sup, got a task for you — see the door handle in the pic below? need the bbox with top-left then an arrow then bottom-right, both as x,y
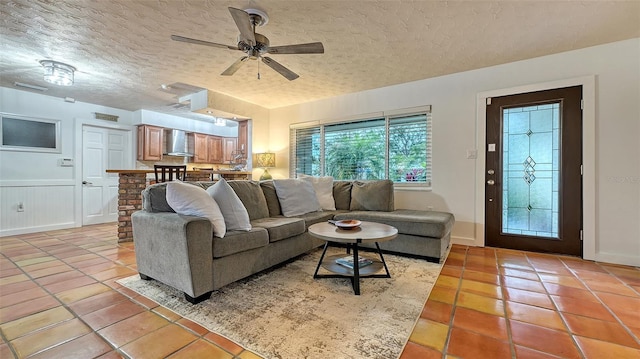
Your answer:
82,181 -> 93,185
487,180 -> 495,185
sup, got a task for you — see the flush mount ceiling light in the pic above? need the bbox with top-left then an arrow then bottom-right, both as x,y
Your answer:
39,60 -> 76,86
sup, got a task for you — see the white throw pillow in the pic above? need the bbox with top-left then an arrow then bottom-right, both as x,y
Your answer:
273,179 -> 322,217
206,178 -> 252,231
166,181 -> 226,238
298,174 -> 336,210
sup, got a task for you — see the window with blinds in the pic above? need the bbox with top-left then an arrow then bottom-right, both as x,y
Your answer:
290,108 -> 432,186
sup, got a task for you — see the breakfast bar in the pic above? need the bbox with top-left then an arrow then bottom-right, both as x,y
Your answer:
106,169 -> 252,242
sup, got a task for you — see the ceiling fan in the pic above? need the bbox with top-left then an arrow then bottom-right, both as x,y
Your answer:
171,7 -> 324,81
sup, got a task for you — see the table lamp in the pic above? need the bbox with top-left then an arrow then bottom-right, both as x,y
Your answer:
255,152 -> 276,180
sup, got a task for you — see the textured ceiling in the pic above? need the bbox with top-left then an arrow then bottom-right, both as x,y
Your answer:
1,0 -> 639,119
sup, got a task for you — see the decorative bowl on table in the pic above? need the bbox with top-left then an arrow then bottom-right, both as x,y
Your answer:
335,219 -> 362,229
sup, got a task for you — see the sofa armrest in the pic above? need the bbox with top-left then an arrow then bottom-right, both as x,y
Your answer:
132,211 -> 214,298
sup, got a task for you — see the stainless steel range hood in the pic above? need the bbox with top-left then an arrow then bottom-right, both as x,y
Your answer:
164,129 -> 194,157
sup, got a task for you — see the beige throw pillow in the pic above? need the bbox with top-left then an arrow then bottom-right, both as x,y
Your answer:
166,181 -> 226,238
298,174 -> 336,210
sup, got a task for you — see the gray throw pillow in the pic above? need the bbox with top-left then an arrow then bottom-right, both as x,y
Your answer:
273,179 -> 322,217
207,178 -> 252,231
349,180 -> 395,211
260,181 -> 282,217
227,181 -> 270,220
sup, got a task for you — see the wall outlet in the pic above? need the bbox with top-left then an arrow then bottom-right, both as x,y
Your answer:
17,202 -> 24,212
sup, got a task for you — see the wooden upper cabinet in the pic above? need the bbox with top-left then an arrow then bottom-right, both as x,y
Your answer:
208,136 -> 223,163
137,125 -> 163,161
193,133 -> 210,163
223,137 -> 237,163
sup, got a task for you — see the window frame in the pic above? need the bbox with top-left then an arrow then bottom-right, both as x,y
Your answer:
0,113 -> 62,153
289,106 -> 432,189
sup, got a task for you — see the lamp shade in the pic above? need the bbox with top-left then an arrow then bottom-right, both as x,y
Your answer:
255,153 -> 275,168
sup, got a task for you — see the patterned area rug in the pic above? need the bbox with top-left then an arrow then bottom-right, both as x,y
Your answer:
118,247 -> 442,359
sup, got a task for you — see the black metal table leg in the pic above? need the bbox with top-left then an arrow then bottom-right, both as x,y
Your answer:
375,242 -> 391,278
352,241 -> 361,295
313,242 -> 330,278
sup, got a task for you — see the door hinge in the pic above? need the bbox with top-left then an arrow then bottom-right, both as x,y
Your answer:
581,99 -> 584,110
580,230 -> 583,241
580,164 -> 583,175
486,97 -> 492,105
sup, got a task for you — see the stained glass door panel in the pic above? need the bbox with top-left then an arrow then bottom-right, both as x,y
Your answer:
502,104 -> 559,238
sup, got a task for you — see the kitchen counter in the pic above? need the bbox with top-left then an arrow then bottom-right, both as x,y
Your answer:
106,169 -> 252,175
107,169 -> 252,242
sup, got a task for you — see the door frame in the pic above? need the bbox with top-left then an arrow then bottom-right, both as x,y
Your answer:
474,76 -> 596,260
73,118 -> 135,228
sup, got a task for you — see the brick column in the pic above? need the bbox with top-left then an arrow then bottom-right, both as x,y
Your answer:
117,173 -> 148,242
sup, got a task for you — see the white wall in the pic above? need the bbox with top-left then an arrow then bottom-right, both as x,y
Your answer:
269,38 -> 640,266
0,87 -> 135,235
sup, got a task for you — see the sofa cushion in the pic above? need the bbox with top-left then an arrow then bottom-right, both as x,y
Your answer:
165,181 -> 226,238
212,228 -> 269,258
273,179 -> 322,217
227,180 -> 270,220
334,209 -> 454,238
293,211 -> 342,229
298,174 -> 336,210
350,180 -> 394,212
332,181 -> 353,210
260,181 -> 282,217
207,178 -> 251,231
251,217 -> 306,242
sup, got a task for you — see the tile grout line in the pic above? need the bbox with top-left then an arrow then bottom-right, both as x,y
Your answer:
561,259 -> 640,348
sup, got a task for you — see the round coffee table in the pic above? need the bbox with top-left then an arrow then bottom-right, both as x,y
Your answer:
308,221 -> 398,295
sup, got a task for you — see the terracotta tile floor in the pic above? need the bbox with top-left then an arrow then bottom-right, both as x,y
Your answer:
0,224 -> 638,358
401,245 -> 640,359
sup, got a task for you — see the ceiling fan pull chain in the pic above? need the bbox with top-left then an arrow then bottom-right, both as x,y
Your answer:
257,61 -> 261,80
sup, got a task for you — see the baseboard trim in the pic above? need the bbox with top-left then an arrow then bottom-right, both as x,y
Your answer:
594,252 -> 640,267
0,222 -> 78,237
451,236 -> 480,247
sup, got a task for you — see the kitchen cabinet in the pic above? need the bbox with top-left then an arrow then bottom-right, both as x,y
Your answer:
208,136 -> 224,163
137,125 -> 163,161
193,133 -> 209,163
193,133 -> 224,164
223,137 -> 237,163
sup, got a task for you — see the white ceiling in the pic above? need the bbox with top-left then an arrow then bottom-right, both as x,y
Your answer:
1,0 -> 639,119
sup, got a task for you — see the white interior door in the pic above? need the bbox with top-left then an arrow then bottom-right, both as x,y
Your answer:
82,126 -> 130,225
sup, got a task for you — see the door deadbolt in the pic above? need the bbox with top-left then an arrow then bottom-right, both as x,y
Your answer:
487,179 -> 495,185
487,169 -> 495,175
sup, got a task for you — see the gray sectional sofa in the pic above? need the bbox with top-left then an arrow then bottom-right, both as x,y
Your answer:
132,179 -> 454,304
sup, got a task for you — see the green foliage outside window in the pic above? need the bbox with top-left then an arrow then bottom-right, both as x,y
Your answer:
291,109 -> 431,185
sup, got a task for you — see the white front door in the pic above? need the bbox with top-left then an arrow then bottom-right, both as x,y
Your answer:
82,126 -> 131,225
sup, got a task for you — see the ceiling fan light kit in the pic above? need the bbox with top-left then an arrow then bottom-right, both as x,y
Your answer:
39,60 -> 76,86
171,7 -> 324,81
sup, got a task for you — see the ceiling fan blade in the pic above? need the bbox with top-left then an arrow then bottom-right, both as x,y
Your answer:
171,35 -> 237,50
221,56 -> 250,76
261,57 -> 299,81
228,7 -> 256,46
268,42 -> 325,54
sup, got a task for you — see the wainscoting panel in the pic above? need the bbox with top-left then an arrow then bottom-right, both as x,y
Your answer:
0,181 -> 76,236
